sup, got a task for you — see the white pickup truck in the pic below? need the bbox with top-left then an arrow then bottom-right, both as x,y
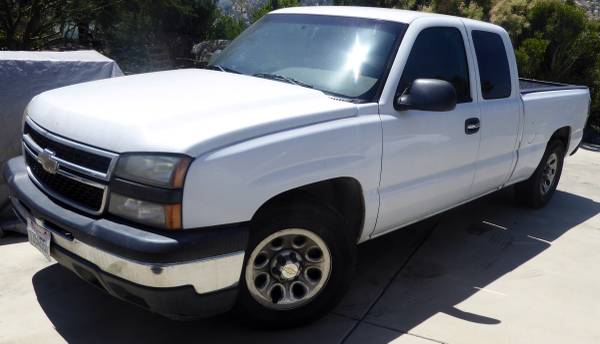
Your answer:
4,7 -> 590,325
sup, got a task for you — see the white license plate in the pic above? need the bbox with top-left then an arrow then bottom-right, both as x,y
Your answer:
27,218 -> 52,261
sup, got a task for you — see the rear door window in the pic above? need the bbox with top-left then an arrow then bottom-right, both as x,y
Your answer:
472,30 -> 512,100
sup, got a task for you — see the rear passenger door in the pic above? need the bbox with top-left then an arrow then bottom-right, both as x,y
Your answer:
468,29 -> 522,197
375,19 -> 481,235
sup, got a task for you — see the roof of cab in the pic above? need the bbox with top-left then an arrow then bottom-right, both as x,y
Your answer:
272,6 -> 446,23
272,6 -> 504,32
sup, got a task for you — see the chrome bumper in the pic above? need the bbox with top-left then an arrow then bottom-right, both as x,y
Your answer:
12,196 -> 245,294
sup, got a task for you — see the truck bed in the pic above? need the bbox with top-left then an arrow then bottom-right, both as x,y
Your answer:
520,78 -> 588,95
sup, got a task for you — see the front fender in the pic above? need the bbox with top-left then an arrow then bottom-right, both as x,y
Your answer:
182,114 -> 382,242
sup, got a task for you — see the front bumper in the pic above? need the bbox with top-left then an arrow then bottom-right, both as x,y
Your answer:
4,156 -> 249,318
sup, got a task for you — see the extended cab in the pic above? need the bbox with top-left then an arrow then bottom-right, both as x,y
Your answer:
4,7 -> 590,325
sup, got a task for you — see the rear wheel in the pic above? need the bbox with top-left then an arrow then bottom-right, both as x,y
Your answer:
236,202 -> 355,327
515,140 -> 565,208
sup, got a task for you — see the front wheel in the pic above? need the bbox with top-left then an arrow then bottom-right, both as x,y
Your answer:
515,140 -> 566,208
236,202 -> 356,327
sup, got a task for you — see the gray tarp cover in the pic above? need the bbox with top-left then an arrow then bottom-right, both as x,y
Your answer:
0,50 -> 123,209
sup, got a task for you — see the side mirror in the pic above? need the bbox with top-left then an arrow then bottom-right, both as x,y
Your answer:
395,78 -> 457,112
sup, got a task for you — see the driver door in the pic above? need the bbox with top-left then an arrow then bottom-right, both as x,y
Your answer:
374,19 -> 481,235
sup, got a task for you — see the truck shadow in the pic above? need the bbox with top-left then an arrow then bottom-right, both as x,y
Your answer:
581,143 -> 600,152
340,187 -> 600,342
0,231 -> 27,246
32,188 -> 600,344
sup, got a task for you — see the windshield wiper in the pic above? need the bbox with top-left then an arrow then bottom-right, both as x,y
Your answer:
253,73 -> 314,89
206,64 -> 241,74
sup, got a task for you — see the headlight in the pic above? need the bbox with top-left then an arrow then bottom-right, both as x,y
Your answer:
114,154 -> 191,188
110,153 -> 191,230
108,193 -> 182,230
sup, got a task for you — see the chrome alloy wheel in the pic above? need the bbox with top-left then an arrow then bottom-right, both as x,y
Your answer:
540,152 -> 558,195
245,228 -> 332,310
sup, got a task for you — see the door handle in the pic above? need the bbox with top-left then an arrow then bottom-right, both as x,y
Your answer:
465,118 -> 480,135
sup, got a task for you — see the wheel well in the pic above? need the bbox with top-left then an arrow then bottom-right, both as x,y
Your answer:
252,178 -> 365,243
550,126 -> 570,151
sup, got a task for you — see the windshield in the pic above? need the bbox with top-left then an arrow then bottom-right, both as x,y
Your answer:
211,14 -> 406,102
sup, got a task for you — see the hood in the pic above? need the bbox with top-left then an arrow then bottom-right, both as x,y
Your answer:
26,69 -> 357,156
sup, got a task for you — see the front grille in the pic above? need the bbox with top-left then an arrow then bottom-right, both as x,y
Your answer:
24,123 -> 112,173
25,152 -> 105,211
22,118 -> 117,214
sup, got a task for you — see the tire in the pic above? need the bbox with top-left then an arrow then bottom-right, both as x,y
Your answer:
236,202 -> 356,328
515,140 -> 566,208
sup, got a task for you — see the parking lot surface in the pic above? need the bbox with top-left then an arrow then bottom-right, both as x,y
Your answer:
1,148 -> 598,344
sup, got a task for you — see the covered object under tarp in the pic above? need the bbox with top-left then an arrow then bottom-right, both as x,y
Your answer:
0,50 -> 123,234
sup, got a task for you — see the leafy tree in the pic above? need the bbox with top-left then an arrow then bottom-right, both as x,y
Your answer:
210,9 -> 247,40
66,0 -> 120,47
0,0 -> 68,49
0,0 -> 216,73
0,0 -> 124,50
113,0 -> 215,72
514,34 -> 550,76
228,0 -> 263,21
513,0 -> 600,131
251,0 -> 300,23
421,0 -> 485,19
490,0 -> 537,42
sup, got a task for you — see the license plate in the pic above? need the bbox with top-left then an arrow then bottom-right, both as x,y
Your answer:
27,218 -> 52,261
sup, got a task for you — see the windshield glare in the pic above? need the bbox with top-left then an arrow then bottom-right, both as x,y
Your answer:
211,14 -> 406,101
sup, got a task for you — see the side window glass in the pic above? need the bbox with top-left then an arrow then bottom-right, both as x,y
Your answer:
398,27 -> 471,103
472,30 -> 512,99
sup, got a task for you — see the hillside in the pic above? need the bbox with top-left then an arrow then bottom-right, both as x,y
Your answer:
575,0 -> 600,16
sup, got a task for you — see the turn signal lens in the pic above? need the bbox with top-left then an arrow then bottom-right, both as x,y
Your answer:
108,193 -> 182,230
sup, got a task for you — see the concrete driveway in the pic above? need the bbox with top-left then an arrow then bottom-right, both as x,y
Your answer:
1,148 -> 598,344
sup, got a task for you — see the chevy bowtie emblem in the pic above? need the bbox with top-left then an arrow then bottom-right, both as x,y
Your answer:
38,149 -> 59,174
